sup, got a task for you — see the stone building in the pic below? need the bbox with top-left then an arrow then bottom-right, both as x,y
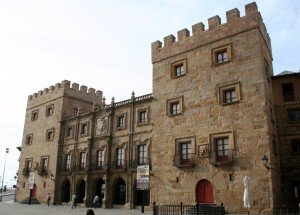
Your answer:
16,2 -> 294,214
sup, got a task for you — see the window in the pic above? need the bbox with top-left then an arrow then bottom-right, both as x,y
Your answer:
212,43 -> 232,66
181,142 -> 192,164
223,89 -> 236,104
46,129 -> 54,141
288,109 -> 300,121
66,154 -> 71,170
80,152 -> 86,169
66,126 -> 73,138
25,134 -> 33,145
97,150 -> 105,168
31,110 -> 39,121
117,115 -> 125,129
45,104 -> 54,117
25,159 -> 32,170
218,82 -> 241,105
138,145 -> 147,165
137,108 -> 149,125
215,138 -> 229,161
41,157 -> 48,173
116,148 -> 125,169
73,107 -> 79,116
81,123 -> 88,135
171,59 -> 187,78
216,50 -> 228,64
282,83 -> 295,102
167,97 -> 183,116
292,140 -> 300,153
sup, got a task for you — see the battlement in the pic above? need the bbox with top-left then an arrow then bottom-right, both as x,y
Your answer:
152,2 -> 271,63
27,80 -> 103,108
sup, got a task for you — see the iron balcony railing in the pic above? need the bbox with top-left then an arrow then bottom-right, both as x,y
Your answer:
90,162 -> 108,171
110,160 -> 127,172
129,158 -> 152,169
37,166 -> 48,176
283,93 -> 295,102
209,149 -> 235,166
173,154 -> 196,168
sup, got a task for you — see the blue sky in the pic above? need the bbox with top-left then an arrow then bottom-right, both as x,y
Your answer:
0,0 -> 299,186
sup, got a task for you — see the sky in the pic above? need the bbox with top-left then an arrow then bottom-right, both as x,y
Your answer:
0,0 -> 299,188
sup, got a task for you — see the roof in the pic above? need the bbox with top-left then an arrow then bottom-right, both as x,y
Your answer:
272,71 -> 300,79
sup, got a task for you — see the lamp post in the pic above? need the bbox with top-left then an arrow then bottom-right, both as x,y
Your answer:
1,148 -> 9,193
262,154 -> 279,172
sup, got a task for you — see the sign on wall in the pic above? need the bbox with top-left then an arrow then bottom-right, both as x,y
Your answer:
137,165 -> 149,190
28,172 -> 35,189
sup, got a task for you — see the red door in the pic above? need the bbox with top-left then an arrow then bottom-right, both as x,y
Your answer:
196,180 -> 213,203
32,184 -> 37,197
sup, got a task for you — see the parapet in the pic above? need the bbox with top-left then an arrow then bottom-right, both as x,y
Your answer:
27,80 -> 103,108
152,2 -> 271,63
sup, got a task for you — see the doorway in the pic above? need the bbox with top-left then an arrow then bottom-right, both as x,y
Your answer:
196,179 -> 214,203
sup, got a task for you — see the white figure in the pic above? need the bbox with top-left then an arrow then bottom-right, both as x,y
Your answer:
243,175 -> 251,208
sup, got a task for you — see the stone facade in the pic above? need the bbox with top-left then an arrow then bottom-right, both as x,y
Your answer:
16,2 -> 293,214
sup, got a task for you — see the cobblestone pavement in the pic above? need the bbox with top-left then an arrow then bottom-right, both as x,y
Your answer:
0,201 -> 152,215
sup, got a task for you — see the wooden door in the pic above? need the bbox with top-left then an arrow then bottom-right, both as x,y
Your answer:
196,180 -> 213,203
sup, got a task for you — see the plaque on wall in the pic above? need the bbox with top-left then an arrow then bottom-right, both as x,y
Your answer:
198,144 -> 209,157
96,116 -> 108,136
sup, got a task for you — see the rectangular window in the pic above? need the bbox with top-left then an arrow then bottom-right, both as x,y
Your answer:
26,134 -> 33,145
170,102 -> 180,115
215,138 -> 229,161
117,148 -> 125,168
216,50 -> 228,64
66,126 -> 73,138
66,154 -> 71,170
139,110 -> 147,124
80,152 -> 86,169
175,64 -> 184,76
97,150 -> 105,168
171,59 -> 187,79
138,145 -> 147,165
224,89 -> 236,104
292,140 -> 300,153
81,123 -> 88,135
212,43 -> 232,66
282,83 -> 295,102
26,159 -> 32,169
31,110 -> 39,121
288,109 -> 300,121
117,116 -> 125,128
41,157 -> 48,172
46,104 -> 54,117
181,142 -> 192,164
46,129 -> 54,141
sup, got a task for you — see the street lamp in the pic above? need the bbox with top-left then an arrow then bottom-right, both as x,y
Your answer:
262,154 -> 279,172
1,148 -> 9,193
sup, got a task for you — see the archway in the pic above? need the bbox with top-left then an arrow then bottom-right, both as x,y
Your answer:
76,179 -> 86,203
60,179 -> 71,202
95,178 -> 105,197
113,178 -> 126,205
196,179 -> 214,203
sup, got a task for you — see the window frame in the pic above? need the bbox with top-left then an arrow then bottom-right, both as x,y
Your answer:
291,140 -> 300,153
65,154 -> 72,170
137,144 -> 148,165
215,137 -> 230,162
282,83 -> 295,102
80,122 -> 89,136
116,113 -> 127,130
25,134 -> 33,145
167,96 -> 184,116
171,58 -> 187,79
180,142 -> 192,164
288,109 -> 300,122
218,82 -> 241,105
40,156 -> 49,173
31,110 -> 39,121
79,152 -> 86,170
66,125 -> 74,139
46,128 -> 54,141
45,104 -> 54,117
212,43 -> 232,67
97,150 -> 105,168
116,148 -> 125,169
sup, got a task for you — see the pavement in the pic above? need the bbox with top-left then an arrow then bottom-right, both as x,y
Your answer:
0,190 -> 152,215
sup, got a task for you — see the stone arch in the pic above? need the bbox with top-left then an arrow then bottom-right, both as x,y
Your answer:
60,179 -> 71,203
112,178 -> 126,205
76,179 -> 86,203
195,179 -> 214,204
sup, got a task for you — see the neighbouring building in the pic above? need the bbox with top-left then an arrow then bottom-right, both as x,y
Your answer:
15,2 -> 299,214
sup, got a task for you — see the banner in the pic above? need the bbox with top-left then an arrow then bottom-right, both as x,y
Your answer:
28,172 -> 35,189
136,165 -> 149,190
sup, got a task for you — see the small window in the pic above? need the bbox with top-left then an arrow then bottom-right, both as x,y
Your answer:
80,152 -> 86,169
80,123 -> 88,135
282,83 -> 295,102
117,115 -> 125,129
212,43 -> 232,66
97,150 -> 105,168
116,148 -> 125,169
31,110 -> 39,121
215,138 -> 229,162
41,157 -> 48,172
46,129 -> 54,141
138,145 -> 147,165
223,89 -> 236,104
65,154 -> 71,170
292,140 -> 300,153
46,104 -> 54,117
25,159 -> 32,169
288,109 -> 300,121
167,97 -> 183,116
66,126 -> 73,138
26,134 -> 33,145
181,142 -> 192,164
171,59 -> 187,79
218,82 -> 241,105
137,108 -> 148,125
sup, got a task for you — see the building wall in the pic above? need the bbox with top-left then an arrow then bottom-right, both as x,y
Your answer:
151,2 -> 278,214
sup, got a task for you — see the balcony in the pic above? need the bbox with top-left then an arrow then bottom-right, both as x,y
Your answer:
111,160 -> 127,172
283,93 -> 295,102
90,162 -> 108,171
173,154 -> 196,168
37,166 -> 48,176
72,164 -> 87,172
22,167 -> 30,177
209,149 -> 235,166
